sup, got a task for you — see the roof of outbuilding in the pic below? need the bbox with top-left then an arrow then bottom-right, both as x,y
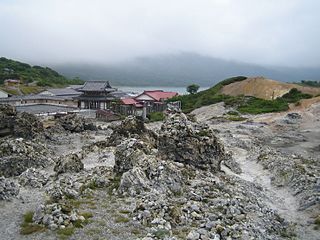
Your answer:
40,88 -> 80,96
121,98 -> 138,105
137,90 -> 178,101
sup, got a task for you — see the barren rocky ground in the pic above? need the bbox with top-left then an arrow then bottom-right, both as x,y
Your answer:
0,103 -> 319,240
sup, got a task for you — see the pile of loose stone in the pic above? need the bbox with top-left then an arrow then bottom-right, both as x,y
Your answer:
32,203 -> 86,230
0,176 -> 19,200
19,168 -> 49,188
256,147 -> 320,212
0,137 -> 52,177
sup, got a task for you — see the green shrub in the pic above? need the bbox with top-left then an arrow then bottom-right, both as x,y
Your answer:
237,97 -> 289,114
280,88 -> 312,103
148,112 -> 165,122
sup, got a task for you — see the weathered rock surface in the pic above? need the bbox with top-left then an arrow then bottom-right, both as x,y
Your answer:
54,153 -> 84,174
19,168 -> 49,188
0,138 -> 51,177
158,112 -> 227,171
108,115 -> 157,147
0,104 -> 44,139
0,176 -> 19,200
58,114 -> 97,133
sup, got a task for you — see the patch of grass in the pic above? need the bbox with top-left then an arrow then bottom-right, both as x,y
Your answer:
107,175 -> 122,195
68,199 -> 95,208
80,211 -> 94,219
226,115 -> 247,121
148,112 -> 165,122
85,228 -> 102,236
153,229 -> 170,239
20,85 -> 43,94
315,215 -> 320,225
20,223 -> 45,235
198,130 -> 210,137
20,211 -> 45,235
114,215 -> 130,223
23,211 -> 34,223
0,87 -> 19,95
119,209 -> 131,214
237,97 -> 289,114
57,227 -> 75,237
131,228 -> 142,235
226,110 -> 239,116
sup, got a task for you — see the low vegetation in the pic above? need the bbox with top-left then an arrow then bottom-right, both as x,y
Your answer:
168,76 -> 247,113
148,111 -> 165,122
169,76 -> 314,114
297,80 -> 320,88
0,57 -> 84,87
20,211 -> 45,235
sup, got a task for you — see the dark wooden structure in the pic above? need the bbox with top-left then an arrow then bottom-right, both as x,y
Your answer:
77,81 -> 117,110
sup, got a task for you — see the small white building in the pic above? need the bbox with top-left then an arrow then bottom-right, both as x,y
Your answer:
0,89 -> 9,98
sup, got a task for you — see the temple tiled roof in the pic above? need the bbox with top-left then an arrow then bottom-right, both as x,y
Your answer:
79,81 -> 117,92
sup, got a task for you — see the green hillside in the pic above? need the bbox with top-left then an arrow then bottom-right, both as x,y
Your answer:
169,76 -> 312,114
0,57 -> 84,87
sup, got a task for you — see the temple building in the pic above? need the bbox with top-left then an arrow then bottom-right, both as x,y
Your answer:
77,81 -> 118,109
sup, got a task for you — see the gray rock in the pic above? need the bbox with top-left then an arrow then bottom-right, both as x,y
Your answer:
0,176 -> 19,200
187,230 -> 200,240
54,153 -> 84,174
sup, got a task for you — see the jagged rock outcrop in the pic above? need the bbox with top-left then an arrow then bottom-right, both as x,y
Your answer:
0,104 -> 44,139
58,114 -> 97,133
108,116 -> 157,147
0,138 -> 51,177
14,112 -> 44,139
0,176 -> 19,200
158,112 -> 226,171
114,138 -> 154,174
54,153 -> 84,174
114,112 -> 227,198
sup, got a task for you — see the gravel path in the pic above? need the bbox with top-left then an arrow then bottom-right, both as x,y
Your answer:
222,145 -> 319,240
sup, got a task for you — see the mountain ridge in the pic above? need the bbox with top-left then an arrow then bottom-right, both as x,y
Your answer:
53,53 -> 320,87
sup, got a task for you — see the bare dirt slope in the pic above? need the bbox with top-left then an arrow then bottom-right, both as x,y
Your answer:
221,76 -> 320,100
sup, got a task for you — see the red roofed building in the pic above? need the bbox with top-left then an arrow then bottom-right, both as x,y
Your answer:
135,90 -> 178,102
117,90 -> 178,116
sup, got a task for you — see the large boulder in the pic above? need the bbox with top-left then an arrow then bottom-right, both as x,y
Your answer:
118,167 -> 150,195
54,153 -> 84,174
157,112 -> 226,171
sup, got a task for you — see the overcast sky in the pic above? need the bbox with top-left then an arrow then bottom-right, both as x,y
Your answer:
0,0 -> 319,67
